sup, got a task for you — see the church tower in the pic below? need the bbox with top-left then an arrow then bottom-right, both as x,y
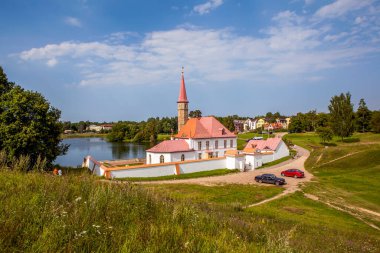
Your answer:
177,67 -> 189,132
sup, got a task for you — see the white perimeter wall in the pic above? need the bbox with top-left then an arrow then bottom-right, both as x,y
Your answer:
110,164 -> 175,178
178,159 -> 226,174
108,158 -> 230,179
226,156 -> 245,171
245,155 -> 262,170
85,156 -> 105,176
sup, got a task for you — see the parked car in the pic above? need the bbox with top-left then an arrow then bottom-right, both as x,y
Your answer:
281,169 -> 305,178
255,174 -> 286,186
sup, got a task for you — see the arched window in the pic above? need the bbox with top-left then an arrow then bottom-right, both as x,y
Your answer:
215,140 -> 218,149
206,141 -> 210,150
224,140 -> 227,148
148,154 -> 151,164
160,155 -> 164,163
181,154 -> 185,161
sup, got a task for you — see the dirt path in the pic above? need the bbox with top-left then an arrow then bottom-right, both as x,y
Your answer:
315,151 -> 363,168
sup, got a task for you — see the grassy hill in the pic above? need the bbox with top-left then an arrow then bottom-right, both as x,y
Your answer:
1,132 -> 380,252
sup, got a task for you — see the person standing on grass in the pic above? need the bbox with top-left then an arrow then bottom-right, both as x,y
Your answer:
53,168 -> 58,175
58,169 -> 62,176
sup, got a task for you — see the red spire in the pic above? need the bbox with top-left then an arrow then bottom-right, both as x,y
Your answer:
177,67 -> 188,103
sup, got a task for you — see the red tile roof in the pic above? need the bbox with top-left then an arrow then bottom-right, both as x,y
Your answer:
146,139 -> 193,153
244,138 -> 282,151
177,70 -> 188,103
176,116 -> 236,139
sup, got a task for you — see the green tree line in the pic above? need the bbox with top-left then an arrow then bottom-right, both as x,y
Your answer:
288,92 -> 380,141
107,117 -> 178,143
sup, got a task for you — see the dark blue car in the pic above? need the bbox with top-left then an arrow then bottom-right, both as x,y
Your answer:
255,174 -> 286,186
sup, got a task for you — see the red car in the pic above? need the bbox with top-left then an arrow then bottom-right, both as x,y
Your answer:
281,169 -> 305,178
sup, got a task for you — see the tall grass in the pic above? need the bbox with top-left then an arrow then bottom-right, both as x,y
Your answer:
0,171 -> 300,252
0,150 -> 47,172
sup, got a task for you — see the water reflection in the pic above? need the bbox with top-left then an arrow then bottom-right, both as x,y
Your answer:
55,138 -> 148,167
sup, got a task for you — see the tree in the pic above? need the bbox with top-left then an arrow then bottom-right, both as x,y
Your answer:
316,127 -> 333,143
0,66 -> 13,96
316,113 -> 330,128
356,98 -> 372,132
305,110 -> 318,131
371,111 -> 380,133
0,68 -> 68,168
189,110 -> 202,118
328,92 -> 355,140
288,113 -> 305,133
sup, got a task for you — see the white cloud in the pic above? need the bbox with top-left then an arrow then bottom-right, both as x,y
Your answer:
16,7 -> 380,87
354,16 -> 366,24
46,58 -> 58,67
324,32 -> 349,42
64,16 -> 82,27
314,0 -> 373,19
193,0 -> 223,15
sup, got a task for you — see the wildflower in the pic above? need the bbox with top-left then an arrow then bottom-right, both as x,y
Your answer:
75,197 -> 82,202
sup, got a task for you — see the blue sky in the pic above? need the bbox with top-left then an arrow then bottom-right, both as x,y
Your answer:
1,0 -> 379,122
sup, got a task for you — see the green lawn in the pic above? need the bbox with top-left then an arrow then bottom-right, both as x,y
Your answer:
286,132 -> 380,215
141,132 -> 380,252
157,134 -> 171,141
117,169 -> 239,182
246,191 -> 380,252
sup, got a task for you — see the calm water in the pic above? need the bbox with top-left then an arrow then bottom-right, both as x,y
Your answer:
55,138 -> 148,167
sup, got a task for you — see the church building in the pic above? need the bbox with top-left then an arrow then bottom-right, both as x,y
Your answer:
146,69 -> 237,164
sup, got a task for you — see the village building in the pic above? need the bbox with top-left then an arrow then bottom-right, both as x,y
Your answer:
146,69 -> 237,165
87,124 -> 113,132
233,120 -> 245,133
243,137 -> 289,165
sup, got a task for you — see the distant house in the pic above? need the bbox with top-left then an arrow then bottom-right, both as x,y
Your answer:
87,124 -> 113,132
63,129 -> 74,134
233,120 -> 245,133
100,124 -> 113,131
244,118 -> 257,131
276,117 -> 291,129
255,118 -> 266,129
87,125 -> 103,132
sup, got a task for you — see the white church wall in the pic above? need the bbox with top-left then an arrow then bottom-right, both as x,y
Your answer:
147,151 -> 197,164
170,152 -> 197,162
146,152 -> 172,164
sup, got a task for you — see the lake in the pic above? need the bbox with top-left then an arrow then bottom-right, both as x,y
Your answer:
55,138 -> 148,167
